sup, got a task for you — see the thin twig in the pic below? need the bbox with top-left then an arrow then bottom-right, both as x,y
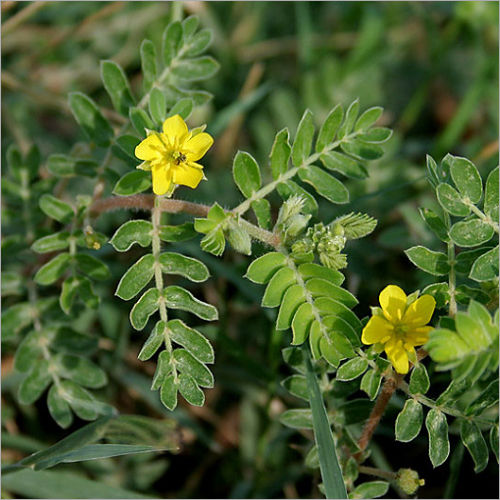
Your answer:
354,374 -> 403,461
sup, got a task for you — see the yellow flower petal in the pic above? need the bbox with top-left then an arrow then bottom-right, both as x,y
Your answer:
361,315 -> 393,345
172,164 -> 204,189
379,285 -> 407,323
385,339 -> 409,374
184,132 -> 214,161
405,326 -> 432,346
162,115 -> 189,144
135,134 -> 164,161
402,294 -> 436,326
152,165 -> 172,195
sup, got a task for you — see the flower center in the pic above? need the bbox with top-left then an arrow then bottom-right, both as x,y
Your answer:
173,151 -> 187,165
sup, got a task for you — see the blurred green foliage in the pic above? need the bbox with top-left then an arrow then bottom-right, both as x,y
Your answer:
2,2 -> 498,498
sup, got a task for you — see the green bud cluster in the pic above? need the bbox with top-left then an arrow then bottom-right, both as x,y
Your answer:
396,468 -> 425,495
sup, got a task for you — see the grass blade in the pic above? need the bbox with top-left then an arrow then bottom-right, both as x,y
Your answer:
304,346 -> 347,499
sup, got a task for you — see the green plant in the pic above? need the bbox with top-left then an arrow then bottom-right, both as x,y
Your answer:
2,6 -> 498,499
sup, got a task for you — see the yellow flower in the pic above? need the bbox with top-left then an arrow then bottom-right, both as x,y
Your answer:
135,114 -> 214,196
361,285 -> 436,374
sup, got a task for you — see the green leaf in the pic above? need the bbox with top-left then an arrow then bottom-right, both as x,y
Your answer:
395,399 -> 423,442
110,220 -> 153,252
298,263 -> 344,286
320,151 -> 368,179
178,373 -> 205,406
101,60 -> 135,116
409,363 -> 430,394
140,39 -> 158,92
172,56 -> 219,81
425,409 -> 450,467
484,166 -> 499,223
1,469 -> 150,499
34,253 -> 71,285
152,350 -> 172,390
138,321 -> 166,361
74,254 -> 110,281
270,128 -> 291,179
160,375 -> 178,411
164,286 -> 218,321
304,347 -> 347,499
336,358 -> 368,381
245,252 -> 287,284
354,106 -> 383,131
279,409 -> 313,429
184,28 -> 212,57
114,135 -> 141,160
159,252 -> 209,282
18,359 -> 52,405
162,21 -> 182,65
233,151 -> 261,198
466,379 -> 499,416
60,277 -> 99,313
130,288 -> 159,330
449,219 -> 494,247
291,302 -> 314,345
291,109 -> 314,166
337,99 -> 359,139
305,278 -> 358,308
340,140 -> 384,161
46,154 -> 98,178
129,107 -> 154,137
52,326 -> 97,355
60,380 -> 107,421
113,171 -> 151,196
436,183 -> 471,217
405,246 -> 450,276
251,199 -> 271,229
159,223 -> 197,242
261,266 -> 296,307
168,319 -> 214,364
181,16 -> 199,37
56,354 -> 107,389
32,231 -> 70,253
460,420 -> 489,473
470,245 -> 499,282
450,156 -> 483,204
358,127 -> 392,143
68,92 -> 113,147
298,165 -> 349,204
419,208 -> 449,242
167,97 -> 193,119
173,349 -> 213,388
316,104 -> 343,152
39,194 -> 73,223
281,374 -> 308,401
360,369 -> 382,400
115,254 -> 155,300
276,284 -> 306,330
351,481 -> 389,499
47,385 -> 73,429
148,87 -> 166,124
14,330 -> 42,372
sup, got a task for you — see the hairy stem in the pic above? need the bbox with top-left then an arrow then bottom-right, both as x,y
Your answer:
151,196 -> 177,380
90,194 -> 281,248
354,374 -> 401,461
